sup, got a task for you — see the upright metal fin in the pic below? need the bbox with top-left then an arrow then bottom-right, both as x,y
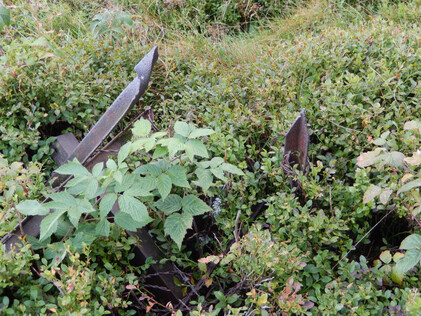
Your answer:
284,109 -> 309,171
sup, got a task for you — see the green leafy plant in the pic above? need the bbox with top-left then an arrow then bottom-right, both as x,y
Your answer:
357,120 -> 421,284
16,119 -> 243,250
0,5 -> 10,32
0,155 -> 48,237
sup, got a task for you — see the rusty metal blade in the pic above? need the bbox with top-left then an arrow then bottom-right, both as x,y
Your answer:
68,46 -> 158,165
284,109 -> 309,171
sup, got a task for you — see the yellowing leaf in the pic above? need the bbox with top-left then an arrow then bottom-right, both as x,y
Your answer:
379,188 -> 393,205
356,148 -> 385,168
404,150 -> 421,166
401,173 -> 414,183
363,184 -> 381,204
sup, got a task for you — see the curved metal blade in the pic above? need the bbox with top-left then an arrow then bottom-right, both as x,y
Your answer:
68,46 -> 159,164
284,109 -> 309,171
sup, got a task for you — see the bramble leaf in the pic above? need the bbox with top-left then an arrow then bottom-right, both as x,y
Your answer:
185,139 -> 208,161
16,200 -> 49,216
55,159 -> 91,177
155,194 -> 182,214
92,162 -> 104,177
95,218 -> 110,237
40,210 -> 66,241
189,128 -> 215,139
167,165 -> 190,188
164,212 -> 193,249
118,142 -> 132,165
132,119 -> 151,137
114,211 -> 151,232
221,163 -> 244,175
100,193 -> 117,218
195,168 -> 213,192
157,174 -> 172,200
118,194 -> 151,223
174,121 -> 191,137
182,195 -> 211,216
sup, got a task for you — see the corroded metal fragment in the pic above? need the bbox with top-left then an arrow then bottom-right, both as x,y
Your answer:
284,109 -> 309,171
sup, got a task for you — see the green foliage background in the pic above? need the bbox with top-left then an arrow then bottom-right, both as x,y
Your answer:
1,0 -> 421,314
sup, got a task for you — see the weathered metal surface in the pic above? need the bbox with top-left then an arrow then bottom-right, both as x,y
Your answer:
67,46 -> 158,165
51,133 -> 80,166
284,109 -> 309,171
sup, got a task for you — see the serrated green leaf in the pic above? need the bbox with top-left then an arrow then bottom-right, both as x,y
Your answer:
114,211 -> 151,232
68,206 -> 83,228
133,119 -> 151,137
157,174 -> 172,200
164,212 -> 193,249
363,184 -> 381,204
100,193 -> 117,219
158,137 -> 185,158
69,232 -> 96,249
44,200 -> 69,210
125,176 -> 157,196
152,144 -> 168,159
40,210 -> 66,241
185,139 -> 208,161
152,131 -> 167,138
55,160 -> 91,177
118,142 -> 132,165
167,165 -> 190,188
210,167 -> 227,182
174,121 -> 191,137
379,250 -> 392,264
195,168 -> 213,192
65,177 -> 91,196
16,200 -> 49,216
398,179 -> 421,194
118,195 -> 151,223
106,159 -> 118,171
92,162 -> 104,177
221,163 -> 244,175
188,128 -> 215,139
95,218 -> 110,237
182,195 -> 211,216
400,234 -> 421,250
155,194 -> 182,214
134,164 -> 162,176
114,173 -> 137,193
50,192 -> 76,204
131,138 -> 156,153
85,178 -> 99,199
114,170 -> 123,184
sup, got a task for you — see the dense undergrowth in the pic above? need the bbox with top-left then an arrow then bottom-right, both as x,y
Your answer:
1,0 -> 421,314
